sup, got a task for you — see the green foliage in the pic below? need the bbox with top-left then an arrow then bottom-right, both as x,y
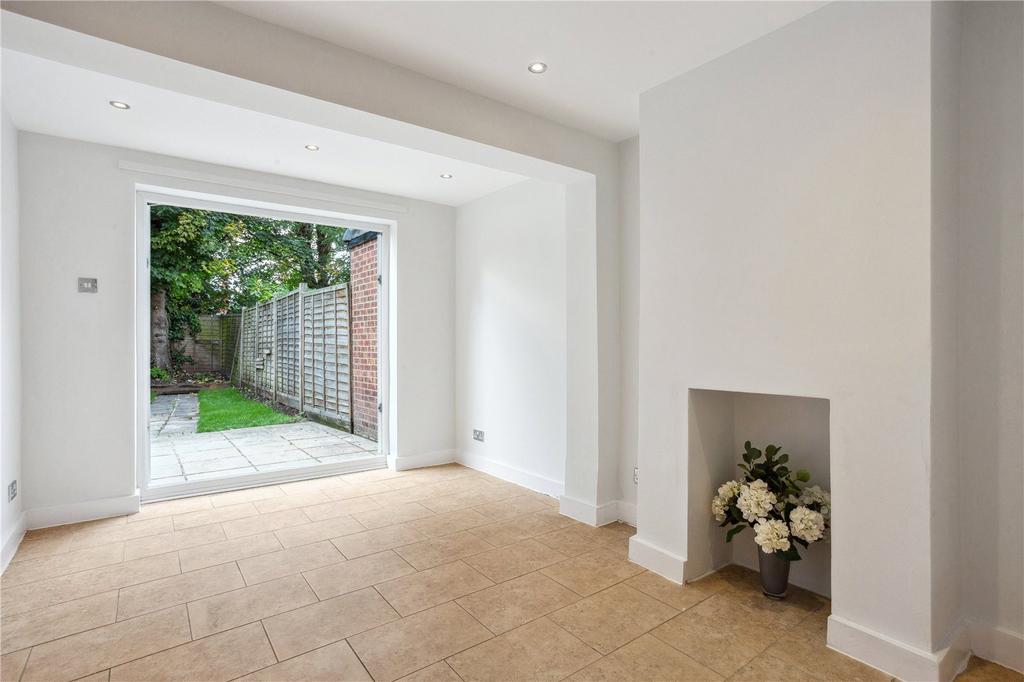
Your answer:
150,366 -> 171,382
737,441 -> 804,503
716,442 -> 831,562
725,526 -> 746,542
150,205 -> 350,353
196,388 -> 300,433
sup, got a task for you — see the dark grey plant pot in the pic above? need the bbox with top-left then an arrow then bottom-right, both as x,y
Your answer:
758,549 -> 790,599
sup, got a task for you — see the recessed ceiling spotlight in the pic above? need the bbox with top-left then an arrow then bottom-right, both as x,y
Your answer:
108,100 -> 131,110
440,173 -> 454,179
304,144 -> 320,151
527,62 -> 548,74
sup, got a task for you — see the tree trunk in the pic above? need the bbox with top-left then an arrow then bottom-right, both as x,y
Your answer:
151,289 -> 171,370
314,227 -> 333,288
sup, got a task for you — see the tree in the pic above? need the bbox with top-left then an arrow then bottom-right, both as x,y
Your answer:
149,205 -> 349,371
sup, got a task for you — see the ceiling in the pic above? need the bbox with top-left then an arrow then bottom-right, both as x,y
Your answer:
220,1 -> 826,141
1,50 -> 527,206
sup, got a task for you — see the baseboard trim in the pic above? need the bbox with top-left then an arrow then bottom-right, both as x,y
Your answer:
969,620 -> 1024,673
937,620 -> 973,682
388,449 -> 455,472
827,614 -> 952,681
1,512 -> 26,573
456,451 -> 564,498
558,494 -> 618,526
628,535 -> 685,583
617,500 -> 637,526
25,492 -> 141,530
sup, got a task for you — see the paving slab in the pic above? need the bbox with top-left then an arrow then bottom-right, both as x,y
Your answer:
148,409 -> 379,488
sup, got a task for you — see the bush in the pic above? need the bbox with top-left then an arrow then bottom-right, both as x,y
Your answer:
150,366 -> 171,382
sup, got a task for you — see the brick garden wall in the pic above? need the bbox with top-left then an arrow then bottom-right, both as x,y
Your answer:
349,237 -> 379,440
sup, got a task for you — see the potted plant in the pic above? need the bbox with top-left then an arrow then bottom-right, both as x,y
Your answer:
712,441 -> 830,599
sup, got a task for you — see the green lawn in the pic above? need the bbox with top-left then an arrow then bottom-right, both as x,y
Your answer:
197,388 -> 299,433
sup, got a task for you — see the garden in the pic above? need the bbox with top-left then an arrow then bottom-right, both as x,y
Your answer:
149,204 -> 352,385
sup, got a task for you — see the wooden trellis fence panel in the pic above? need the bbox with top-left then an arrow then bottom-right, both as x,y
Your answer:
175,314 -> 239,375
236,283 -> 352,428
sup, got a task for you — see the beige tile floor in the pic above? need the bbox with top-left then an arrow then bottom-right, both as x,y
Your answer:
1,464 -> 1019,682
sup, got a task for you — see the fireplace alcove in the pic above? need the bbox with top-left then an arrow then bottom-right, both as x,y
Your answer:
686,389 -> 831,597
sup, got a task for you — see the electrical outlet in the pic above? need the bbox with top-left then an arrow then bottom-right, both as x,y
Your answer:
7,480 -> 16,502
473,429 -> 485,442
633,466 -> 639,485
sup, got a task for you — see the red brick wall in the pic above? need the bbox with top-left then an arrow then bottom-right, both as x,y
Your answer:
349,237 -> 378,440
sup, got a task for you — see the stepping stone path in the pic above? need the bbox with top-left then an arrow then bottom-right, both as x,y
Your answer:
150,393 -> 199,439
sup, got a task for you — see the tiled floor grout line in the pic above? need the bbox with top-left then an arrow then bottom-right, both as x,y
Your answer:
5,472 -> 698,682
256,619 -> 278,665
341,633 -> 377,681
4,496 -> 542,590
6,536 -> 630,675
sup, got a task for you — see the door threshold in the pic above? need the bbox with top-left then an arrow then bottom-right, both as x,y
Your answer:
142,455 -> 387,502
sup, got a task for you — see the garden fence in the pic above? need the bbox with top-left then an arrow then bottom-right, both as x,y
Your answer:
177,314 -> 240,375
236,282 -> 352,429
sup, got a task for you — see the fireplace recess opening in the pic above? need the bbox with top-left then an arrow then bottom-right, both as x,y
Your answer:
687,389 -> 831,597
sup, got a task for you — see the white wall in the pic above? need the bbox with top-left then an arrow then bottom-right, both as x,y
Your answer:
16,133 -> 455,519
958,1 -> 1024,668
454,180 -> 567,494
3,1 -> 623,525
617,136 -> 640,521
0,106 -> 24,566
928,0 -> 963,655
635,1 -> 941,675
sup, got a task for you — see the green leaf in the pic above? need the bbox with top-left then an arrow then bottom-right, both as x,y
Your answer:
726,526 -> 746,543
777,453 -> 789,464
796,469 -> 811,482
781,546 -> 802,561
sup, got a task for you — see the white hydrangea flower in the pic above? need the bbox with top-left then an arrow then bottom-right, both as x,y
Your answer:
737,480 -> 776,522
717,480 -> 742,501
711,495 -> 729,522
789,506 -> 825,543
754,518 -> 791,553
799,485 -> 832,520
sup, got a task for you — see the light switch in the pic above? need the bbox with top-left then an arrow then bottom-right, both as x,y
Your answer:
78,277 -> 98,293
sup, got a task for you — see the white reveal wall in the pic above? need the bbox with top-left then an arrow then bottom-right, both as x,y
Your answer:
455,180 -> 567,495
630,3 -> 1012,679
16,133 -> 455,520
957,1 -> 1023,669
0,106 -> 24,567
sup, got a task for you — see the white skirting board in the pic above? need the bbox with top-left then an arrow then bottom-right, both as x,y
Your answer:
968,621 -> 1024,674
827,616 -> 1023,680
1,511 -> 26,573
24,491 -> 141,530
827,614 -> 972,682
388,449 -> 455,472
628,534 -> 685,583
558,494 -> 619,526
455,451 -> 564,499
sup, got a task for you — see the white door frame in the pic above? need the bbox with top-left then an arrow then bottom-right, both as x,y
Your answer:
135,186 -> 393,502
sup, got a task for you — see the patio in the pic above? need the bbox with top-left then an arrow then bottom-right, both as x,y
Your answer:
149,393 -> 378,486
